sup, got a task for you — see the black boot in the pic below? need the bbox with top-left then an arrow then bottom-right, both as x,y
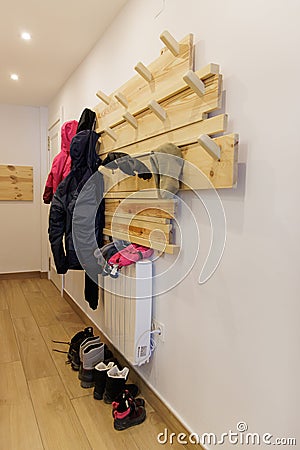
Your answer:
78,336 -> 101,380
113,392 -> 146,431
103,366 -> 139,404
112,389 -> 145,417
80,343 -> 104,388
67,327 -> 93,371
93,361 -> 115,400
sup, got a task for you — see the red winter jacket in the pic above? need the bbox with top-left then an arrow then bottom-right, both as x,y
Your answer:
43,120 -> 78,203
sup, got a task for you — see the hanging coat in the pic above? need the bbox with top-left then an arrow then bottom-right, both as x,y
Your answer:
43,120 -> 78,204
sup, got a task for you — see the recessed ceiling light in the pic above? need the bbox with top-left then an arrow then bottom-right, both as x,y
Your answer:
10,74 -> 19,81
21,32 -> 31,40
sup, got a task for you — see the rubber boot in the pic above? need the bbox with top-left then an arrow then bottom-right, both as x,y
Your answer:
93,361 -> 115,400
78,336 -> 101,381
103,366 -> 139,404
80,343 -> 105,388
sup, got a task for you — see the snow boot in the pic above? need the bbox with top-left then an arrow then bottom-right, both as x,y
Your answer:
112,389 -> 145,417
80,342 -> 105,388
93,361 -> 116,400
103,366 -> 139,404
67,326 -> 94,370
113,391 -> 146,431
78,336 -> 101,380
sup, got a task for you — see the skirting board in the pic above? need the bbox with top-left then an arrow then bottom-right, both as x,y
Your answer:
62,287 -> 202,449
0,271 -> 48,280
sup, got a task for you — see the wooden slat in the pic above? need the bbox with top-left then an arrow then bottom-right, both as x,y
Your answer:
99,74 -> 222,153
105,216 -> 171,243
95,34 -> 194,132
180,133 -> 239,189
0,361 -> 43,450
104,189 -> 159,199
105,211 -> 170,224
0,165 -> 33,201
99,113 -> 227,157
105,198 -> 176,218
105,215 -> 171,233
103,228 -> 178,254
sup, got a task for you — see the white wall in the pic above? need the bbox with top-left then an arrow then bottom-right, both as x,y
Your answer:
48,0 -> 300,446
0,105 -> 48,273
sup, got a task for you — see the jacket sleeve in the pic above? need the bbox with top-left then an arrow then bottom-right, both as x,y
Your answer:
48,191 -> 68,274
43,172 -> 54,204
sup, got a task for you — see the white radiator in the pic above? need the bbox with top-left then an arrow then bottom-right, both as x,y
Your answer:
103,260 -> 152,366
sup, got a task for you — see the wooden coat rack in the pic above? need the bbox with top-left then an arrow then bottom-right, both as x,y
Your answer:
94,31 -> 239,254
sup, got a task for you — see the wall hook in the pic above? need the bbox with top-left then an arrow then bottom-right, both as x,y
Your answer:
115,92 -> 128,108
105,127 -> 117,141
160,30 -> 180,56
183,70 -> 205,97
123,112 -> 138,129
96,90 -> 110,105
148,100 -> 167,121
198,134 -> 221,160
134,62 -> 153,82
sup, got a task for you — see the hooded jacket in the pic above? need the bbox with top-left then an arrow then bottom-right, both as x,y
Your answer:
43,120 -> 78,204
48,128 -> 103,274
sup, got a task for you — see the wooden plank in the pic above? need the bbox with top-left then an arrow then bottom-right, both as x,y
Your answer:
105,211 -> 170,224
99,74 -> 222,153
103,228 -> 178,254
105,219 -> 171,243
28,375 -> 91,450
3,279 -> 32,318
40,323 -> 94,399
104,190 -> 159,199
0,164 -> 33,201
0,281 -> 8,310
0,310 -> 20,363
0,361 -> 43,450
13,315 -> 57,380
99,113 -> 227,157
180,133 -> 239,189
72,395 -> 139,450
95,34 -> 194,131
105,198 -> 176,218
105,215 -> 171,234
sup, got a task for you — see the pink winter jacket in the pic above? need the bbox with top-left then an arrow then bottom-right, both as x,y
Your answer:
43,120 -> 78,203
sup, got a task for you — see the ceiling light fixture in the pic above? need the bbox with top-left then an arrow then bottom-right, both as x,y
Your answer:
10,74 -> 19,81
21,32 -> 31,40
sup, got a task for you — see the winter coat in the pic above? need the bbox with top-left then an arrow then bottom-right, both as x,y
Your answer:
48,129 -> 103,274
43,120 -> 78,204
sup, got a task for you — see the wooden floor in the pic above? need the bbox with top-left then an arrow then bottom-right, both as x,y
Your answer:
0,278 -> 182,450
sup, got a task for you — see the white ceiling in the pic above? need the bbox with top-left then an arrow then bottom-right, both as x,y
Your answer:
0,0 -> 127,106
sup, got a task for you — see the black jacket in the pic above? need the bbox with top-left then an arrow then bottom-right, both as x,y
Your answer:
48,129 -> 103,274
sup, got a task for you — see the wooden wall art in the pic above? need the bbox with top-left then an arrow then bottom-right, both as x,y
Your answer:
0,165 -> 33,201
94,31 -> 239,253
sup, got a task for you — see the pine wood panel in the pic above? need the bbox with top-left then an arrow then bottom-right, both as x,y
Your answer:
95,34 -> 194,132
105,198 -> 176,218
0,164 -> 33,201
99,113 -> 227,157
0,310 -> 20,363
105,211 -> 170,224
40,324 -> 94,399
103,228 -> 178,254
13,315 -> 57,380
180,133 -> 239,189
0,361 -> 43,450
105,215 -> 172,239
28,375 -> 91,450
100,74 -> 222,153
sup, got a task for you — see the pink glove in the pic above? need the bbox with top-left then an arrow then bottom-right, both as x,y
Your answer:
108,244 -> 154,268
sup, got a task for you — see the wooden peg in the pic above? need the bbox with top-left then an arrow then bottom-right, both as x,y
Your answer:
183,70 -> 205,97
148,100 -> 167,121
105,127 -> 117,141
160,30 -> 180,56
96,90 -> 110,105
115,92 -> 128,108
123,112 -> 138,129
134,62 -> 152,82
198,134 -> 221,160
